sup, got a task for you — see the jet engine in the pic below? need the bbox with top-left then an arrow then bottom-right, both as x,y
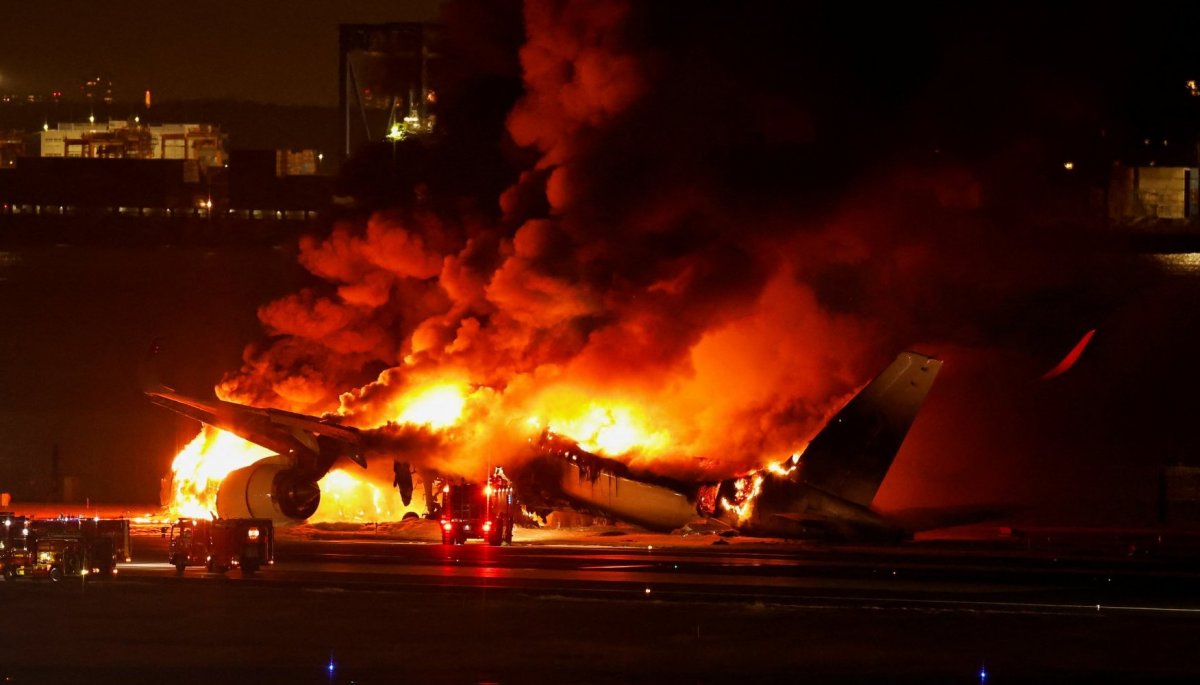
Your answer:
216,459 -> 321,524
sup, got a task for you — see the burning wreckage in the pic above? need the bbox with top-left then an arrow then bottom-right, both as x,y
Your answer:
147,351 -> 944,542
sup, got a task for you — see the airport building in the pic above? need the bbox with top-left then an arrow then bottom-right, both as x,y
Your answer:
40,121 -> 226,168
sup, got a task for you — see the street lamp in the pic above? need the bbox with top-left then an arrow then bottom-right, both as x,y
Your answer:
386,124 -> 404,164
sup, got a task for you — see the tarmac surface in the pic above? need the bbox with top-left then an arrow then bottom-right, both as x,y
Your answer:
3,522 -> 1200,683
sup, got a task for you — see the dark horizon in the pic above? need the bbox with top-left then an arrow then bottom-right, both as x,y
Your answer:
0,0 -> 442,107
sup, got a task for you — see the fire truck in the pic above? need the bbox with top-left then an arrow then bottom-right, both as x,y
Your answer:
28,516 -> 129,576
0,514 -> 32,578
166,518 -> 273,576
31,536 -> 92,580
439,469 -> 516,546
1,514 -> 126,580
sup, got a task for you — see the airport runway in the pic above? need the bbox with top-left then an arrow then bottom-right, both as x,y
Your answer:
122,533 -> 1200,613
5,532 -> 1200,683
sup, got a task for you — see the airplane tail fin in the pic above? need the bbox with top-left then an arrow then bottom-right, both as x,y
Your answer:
794,352 -> 941,508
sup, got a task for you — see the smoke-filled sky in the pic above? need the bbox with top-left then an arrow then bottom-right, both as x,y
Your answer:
3,1 -> 1200,526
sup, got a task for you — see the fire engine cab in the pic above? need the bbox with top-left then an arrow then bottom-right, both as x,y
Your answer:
166,518 -> 273,576
439,469 -> 516,546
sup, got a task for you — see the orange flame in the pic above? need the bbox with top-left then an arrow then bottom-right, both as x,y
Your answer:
549,405 -> 668,456
720,473 -> 763,523
169,366 -> 703,522
394,382 -> 467,428
166,427 -> 429,523
167,426 -> 272,519
527,389 -> 672,459
719,455 -> 798,524
310,468 -> 427,523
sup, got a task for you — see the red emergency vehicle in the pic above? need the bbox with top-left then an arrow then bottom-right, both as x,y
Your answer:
1,513 -> 126,580
166,518 -> 273,576
439,469 -> 516,546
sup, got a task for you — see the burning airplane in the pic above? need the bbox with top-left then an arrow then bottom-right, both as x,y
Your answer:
141,3 -> 1058,537
148,350 -> 943,541
510,351 -> 941,541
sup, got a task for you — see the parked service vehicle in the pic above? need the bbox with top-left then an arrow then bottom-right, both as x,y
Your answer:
439,469 -> 516,546
166,518 -> 274,576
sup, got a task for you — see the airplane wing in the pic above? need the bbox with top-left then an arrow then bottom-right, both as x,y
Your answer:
142,340 -> 365,477
145,388 -> 366,469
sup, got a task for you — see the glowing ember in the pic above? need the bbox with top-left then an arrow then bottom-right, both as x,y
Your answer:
394,383 -> 467,429
167,427 -> 272,519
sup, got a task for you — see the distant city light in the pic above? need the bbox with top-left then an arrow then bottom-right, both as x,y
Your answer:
88,114 -> 95,124
1188,80 -> 1199,96
1063,161 -> 1074,171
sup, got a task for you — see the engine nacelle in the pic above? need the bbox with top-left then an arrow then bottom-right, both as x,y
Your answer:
216,459 -> 321,525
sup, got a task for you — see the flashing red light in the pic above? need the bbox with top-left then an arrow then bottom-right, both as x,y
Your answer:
246,527 -> 260,540
483,521 -> 492,532
441,521 -> 452,531
442,485 -> 450,494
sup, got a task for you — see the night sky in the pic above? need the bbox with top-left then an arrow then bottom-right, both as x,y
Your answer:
0,0 -> 442,106
3,1 -> 1200,527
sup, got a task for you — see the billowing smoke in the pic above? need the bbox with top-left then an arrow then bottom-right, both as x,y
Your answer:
214,1 -> 1161,516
